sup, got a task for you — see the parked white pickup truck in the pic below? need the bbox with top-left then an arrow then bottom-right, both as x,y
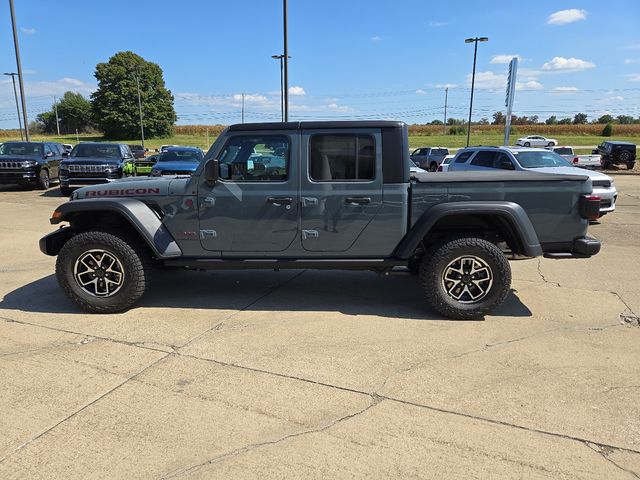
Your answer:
547,146 -> 600,169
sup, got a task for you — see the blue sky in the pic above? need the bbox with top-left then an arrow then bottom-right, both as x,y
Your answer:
1,0 -> 639,129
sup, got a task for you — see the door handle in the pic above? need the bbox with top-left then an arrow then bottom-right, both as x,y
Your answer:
267,196 -> 293,207
344,197 -> 371,205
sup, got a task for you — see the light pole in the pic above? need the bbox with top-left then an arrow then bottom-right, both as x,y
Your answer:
271,54 -> 291,122
464,36 -> 488,147
3,72 -> 23,140
282,0 -> 289,122
133,70 -> 145,150
9,0 -> 30,141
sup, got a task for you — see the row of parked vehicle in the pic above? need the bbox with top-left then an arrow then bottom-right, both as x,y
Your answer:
409,138 -> 637,217
0,141 -> 204,195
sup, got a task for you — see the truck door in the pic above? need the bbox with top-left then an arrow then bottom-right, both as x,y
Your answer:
300,129 -> 383,252
198,131 -> 299,253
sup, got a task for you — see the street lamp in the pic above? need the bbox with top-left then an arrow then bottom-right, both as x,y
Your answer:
271,54 -> 291,122
464,36 -> 488,147
282,0 -> 289,122
132,69 -> 145,150
3,72 -> 23,140
8,0 -> 29,141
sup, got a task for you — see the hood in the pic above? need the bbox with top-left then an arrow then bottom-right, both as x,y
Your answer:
153,161 -> 200,172
532,166 -> 612,180
72,176 -> 172,199
62,157 -> 122,165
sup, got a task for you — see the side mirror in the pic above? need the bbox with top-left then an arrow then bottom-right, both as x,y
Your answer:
204,159 -> 219,186
500,160 -> 515,170
45,151 -> 54,158
62,152 -> 70,158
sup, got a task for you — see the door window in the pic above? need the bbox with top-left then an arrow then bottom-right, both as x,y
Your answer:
309,134 -> 375,181
470,151 -> 495,168
218,135 -> 289,181
44,144 -> 54,157
454,151 -> 473,163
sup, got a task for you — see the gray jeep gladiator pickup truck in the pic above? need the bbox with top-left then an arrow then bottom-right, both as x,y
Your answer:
40,121 -> 601,319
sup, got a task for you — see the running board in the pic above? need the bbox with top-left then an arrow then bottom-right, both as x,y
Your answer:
162,258 -> 406,270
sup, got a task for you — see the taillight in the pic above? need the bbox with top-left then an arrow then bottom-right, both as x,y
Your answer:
573,157 -> 579,164
579,195 -> 601,220
437,165 -> 443,172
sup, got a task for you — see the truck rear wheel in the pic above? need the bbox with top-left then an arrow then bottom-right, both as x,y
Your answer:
55,231 -> 151,313
420,237 -> 511,320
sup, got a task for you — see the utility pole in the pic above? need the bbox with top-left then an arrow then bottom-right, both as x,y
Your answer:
443,87 -> 448,135
241,93 -> 245,123
133,70 -> 145,150
9,0 -> 30,141
53,95 -> 60,136
3,72 -> 23,140
283,0 -> 289,121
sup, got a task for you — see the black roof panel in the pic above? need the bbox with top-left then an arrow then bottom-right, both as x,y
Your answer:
228,121 -> 406,131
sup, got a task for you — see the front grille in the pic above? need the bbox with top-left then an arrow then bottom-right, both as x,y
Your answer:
592,180 -> 611,188
66,164 -> 113,173
66,171 -> 109,179
0,161 -> 24,169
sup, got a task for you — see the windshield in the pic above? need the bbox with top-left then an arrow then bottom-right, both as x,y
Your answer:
0,142 -> 43,156
158,150 -> 202,162
71,144 -> 121,158
514,151 -> 573,168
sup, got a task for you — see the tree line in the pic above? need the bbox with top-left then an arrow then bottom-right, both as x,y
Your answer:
32,51 -> 176,139
428,112 -> 640,127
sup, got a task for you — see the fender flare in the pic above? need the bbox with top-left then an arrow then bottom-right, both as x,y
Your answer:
41,198 -> 182,258
394,201 -> 543,259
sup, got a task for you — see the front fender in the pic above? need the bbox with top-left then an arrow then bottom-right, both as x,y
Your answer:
394,201 -> 543,259
45,198 -> 182,258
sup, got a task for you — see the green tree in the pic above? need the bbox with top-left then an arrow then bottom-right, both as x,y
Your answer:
91,51 -> 177,139
492,111 -> 505,125
429,119 -> 444,125
35,110 -> 58,134
573,113 -> 588,124
597,114 -> 614,124
545,115 -> 558,125
616,115 -> 634,124
602,123 -> 613,137
558,118 -> 572,125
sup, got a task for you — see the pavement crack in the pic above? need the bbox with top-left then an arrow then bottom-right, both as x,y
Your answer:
537,259 -> 561,287
0,353 -> 169,465
161,394 -> 383,479
585,442 -> 640,479
177,269 -> 307,350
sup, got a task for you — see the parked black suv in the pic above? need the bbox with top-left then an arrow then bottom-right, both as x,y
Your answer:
594,141 -> 636,170
59,143 -> 134,196
0,141 -> 64,189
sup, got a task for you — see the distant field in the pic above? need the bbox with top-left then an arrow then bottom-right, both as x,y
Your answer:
1,125 -> 639,156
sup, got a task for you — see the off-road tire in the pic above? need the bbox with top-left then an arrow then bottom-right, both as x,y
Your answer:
56,231 -> 151,313
601,157 -> 611,169
617,150 -> 632,164
420,236 -> 511,320
37,169 -> 50,190
60,186 -> 73,197
627,162 -> 636,170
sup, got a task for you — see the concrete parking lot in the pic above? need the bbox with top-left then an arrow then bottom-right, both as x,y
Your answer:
0,176 -> 639,479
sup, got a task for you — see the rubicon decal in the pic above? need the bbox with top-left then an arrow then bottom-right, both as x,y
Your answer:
85,188 -> 161,197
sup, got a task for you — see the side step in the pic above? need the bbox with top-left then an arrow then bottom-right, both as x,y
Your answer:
162,258 -> 406,271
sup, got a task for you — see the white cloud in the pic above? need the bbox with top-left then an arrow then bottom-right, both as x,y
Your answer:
20,27 -> 36,35
415,89 -> 426,95
551,86 -> 579,94
547,9 -> 587,25
433,83 -> 458,89
467,71 -> 506,90
26,77 -> 95,96
624,59 -> 640,64
541,56 -> 595,72
370,35 -> 382,42
516,80 -> 543,91
490,54 -> 520,64
428,21 -> 448,27
22,69 -> 37,75
598,96 -> 624,104
624,44 -> 640,50
626,74 -> 640,82
288,86 -> 306,96
177,92 -> 273,108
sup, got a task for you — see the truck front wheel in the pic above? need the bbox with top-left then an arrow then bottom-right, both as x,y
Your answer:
55,231 -> 150,313
420,237 -> 511,320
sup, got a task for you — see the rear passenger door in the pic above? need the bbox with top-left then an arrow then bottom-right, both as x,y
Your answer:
44,143 -> 60,178
300,129 -> 383,252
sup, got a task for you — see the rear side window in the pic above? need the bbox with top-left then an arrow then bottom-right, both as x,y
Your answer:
470,151 -> 496,168
309,134 -> 375,181
554,147 -> 572,155
454,151 -> 473,163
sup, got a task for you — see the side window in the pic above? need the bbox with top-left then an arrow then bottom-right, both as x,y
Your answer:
493,153 -> 513,169
454,151 -> 473,163
470,151 -> 496,168
44,143 -> 53,157
309,134 -> 375,182
218,135 -> 289,182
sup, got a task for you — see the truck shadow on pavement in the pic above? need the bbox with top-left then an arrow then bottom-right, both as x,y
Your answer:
0,269 -> 532,320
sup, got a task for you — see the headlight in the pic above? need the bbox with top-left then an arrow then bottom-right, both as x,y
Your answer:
22,160 -> 38,168
150,169 -> 161,177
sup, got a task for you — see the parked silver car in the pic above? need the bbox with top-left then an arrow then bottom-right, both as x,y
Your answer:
410,147 -> 450,172
448,146 -> 617,215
